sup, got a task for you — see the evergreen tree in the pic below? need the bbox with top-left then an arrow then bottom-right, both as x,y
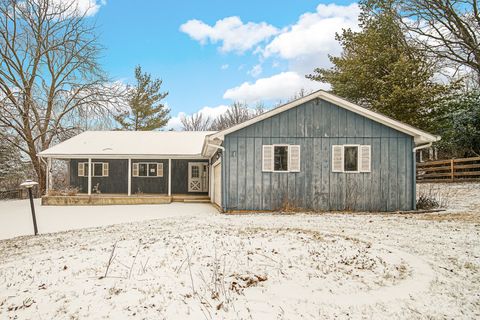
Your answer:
435,90 -> 480,158
116,66 -> 170,130
307,4 -> 452,130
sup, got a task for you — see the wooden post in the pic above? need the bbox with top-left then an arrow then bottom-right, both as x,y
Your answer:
28,187 -> 38,235
128,159 -> 132,196
47,158 -> 52,192
168,159 -> 172,196
88,158 -> 92,195
45,158 -> 50,194
451,159 -> 454,181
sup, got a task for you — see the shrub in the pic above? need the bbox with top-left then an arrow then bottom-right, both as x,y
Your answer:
416,193 -> 440,210
416,184 -> 453,210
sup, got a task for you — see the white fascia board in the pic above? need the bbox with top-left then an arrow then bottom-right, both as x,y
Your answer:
207,90 -> 440,146
38,154 -> 210,160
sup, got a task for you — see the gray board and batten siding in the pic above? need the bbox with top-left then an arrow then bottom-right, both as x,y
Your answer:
70,159 -> 128,194
70,159 -> 207,195
221,97 -> 415,212
171,159 -> 208,195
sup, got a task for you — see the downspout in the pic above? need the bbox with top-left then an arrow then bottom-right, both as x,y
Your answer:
412,142 -> 433,210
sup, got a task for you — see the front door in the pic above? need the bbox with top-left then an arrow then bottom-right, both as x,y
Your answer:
188,162 -> 208,192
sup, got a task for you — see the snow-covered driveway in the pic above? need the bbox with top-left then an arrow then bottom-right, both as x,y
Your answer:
0,200 -> 217,240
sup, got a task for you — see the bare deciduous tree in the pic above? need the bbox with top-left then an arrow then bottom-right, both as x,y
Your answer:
0,0 -> 123,193
365,0 -> 480,83
210,102 -> 264,131
180,112 -> 212,131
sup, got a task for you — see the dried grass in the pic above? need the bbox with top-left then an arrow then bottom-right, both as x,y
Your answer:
47,187 -> 79,197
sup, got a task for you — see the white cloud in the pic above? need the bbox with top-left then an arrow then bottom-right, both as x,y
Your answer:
55,0 -> 104,17
261,3 -> 360,75
221,64 -> 229,70
263,3 -> 360,60
248,64 -> 262,77
180,16 -> 278,53
221,3 -> 359,103
223,71 -> 326,103
166,105 -> 230,130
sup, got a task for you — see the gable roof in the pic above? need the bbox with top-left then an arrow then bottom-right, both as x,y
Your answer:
206,90 -> 439,147
39,131 -> 217,159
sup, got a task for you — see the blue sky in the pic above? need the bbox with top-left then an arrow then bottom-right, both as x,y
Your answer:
85,0 -> 360,128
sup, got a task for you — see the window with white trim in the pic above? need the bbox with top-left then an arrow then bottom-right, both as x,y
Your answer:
262,145 -> 301,172
132,162 -> 163,177
332,145 -> 371,173
274,146 -> 288,171
344,146 -> 358,172
77,162 -> 109,177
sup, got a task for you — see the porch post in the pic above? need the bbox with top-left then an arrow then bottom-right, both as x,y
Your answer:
47,157 -> 52,192
44,158 -> 49,194
168,158 -> 172,196
88,158 -> 92,195
128,159 -> 132,196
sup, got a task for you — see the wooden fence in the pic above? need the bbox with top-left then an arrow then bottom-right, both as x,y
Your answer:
417,156 -> 480,182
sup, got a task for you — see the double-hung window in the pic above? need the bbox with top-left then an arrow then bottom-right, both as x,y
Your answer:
132,162 -> 163,177
262,145 -> 301,172
78,162 -> 109,177
332,145 -> 371,173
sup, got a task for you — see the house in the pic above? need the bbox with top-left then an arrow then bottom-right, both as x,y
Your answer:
39,90 -> 439,211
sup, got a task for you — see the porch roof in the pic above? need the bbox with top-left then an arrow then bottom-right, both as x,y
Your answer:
38,131 -> 217,159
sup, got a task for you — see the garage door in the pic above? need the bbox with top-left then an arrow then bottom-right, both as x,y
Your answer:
213,162 -> 221,207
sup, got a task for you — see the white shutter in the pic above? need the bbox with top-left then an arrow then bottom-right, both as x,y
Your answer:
157,163 -> 163,177
102,163 -> 109,177
132,163 -> 139,177
359,145 -> 371,172
78,162 -> 85,177
262,145 -> 274,172
288,145 -> 301,172
332,145 -> 344,172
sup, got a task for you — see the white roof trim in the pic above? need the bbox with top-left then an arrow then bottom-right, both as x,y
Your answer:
38,154 -> 209,160
207,90 -> 440,145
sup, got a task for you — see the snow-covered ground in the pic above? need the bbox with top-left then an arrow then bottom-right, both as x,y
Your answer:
0,183 -> 479,319
0,200 -> 216,240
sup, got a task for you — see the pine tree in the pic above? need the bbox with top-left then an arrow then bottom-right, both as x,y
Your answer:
435,90 -> 480,158
307,4 -> 452,130
115,66 -> 170,131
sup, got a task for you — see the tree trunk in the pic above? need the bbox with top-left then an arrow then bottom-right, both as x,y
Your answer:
29,151 -> 46,196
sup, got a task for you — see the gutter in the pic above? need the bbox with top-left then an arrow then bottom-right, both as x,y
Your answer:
206,143 -> 225,151
413,142 -> 433,153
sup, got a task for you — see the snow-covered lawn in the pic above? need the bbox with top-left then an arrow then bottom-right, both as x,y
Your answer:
0,183 -> 479,319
